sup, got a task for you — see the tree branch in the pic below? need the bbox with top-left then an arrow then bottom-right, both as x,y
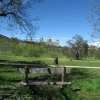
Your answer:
0,11 -> 15,16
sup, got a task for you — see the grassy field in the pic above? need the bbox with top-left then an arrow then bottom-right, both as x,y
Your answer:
1,55 -> 100,67
0,66 -> 100,99
0,55 -> 100,99
62,68 -> 100,100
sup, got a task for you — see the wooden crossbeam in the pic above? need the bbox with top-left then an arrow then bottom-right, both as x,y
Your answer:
50,65 -> 100,68
20,81 -> 71,86
0,62 -> 46,68
0,60 -> 100,68
1,62 -> 100,68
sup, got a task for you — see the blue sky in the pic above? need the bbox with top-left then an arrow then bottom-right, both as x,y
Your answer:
0,0 -> 93,46
35,0 -> 92,45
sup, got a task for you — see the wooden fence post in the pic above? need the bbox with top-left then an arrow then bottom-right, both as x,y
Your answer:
25,65 -> 30,85
61,67 -> 66,87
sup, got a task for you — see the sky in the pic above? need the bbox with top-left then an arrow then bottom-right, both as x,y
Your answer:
35,0 -> 92,45
0,0 -> 95,46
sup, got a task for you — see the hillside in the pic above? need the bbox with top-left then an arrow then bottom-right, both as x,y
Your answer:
0,34 -> 66,61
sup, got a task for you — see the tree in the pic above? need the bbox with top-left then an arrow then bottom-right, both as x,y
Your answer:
82,40 -> 89,57
0,0 -> 42,41
89,0 -> 100,38
67,34 -> 89,59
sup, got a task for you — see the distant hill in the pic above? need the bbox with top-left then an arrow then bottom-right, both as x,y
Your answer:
0,34 -> 61,48
0,34 -> 10,40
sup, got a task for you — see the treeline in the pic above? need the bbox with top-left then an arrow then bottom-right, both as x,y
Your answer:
0,34 -> 100,59
64,35 -> 100,59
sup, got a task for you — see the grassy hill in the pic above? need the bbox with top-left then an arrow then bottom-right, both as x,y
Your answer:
0,34 -> 66,60
1,34 -> 100,67
0,34 -> 100,100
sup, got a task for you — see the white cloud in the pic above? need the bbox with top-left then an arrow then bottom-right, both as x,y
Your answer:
89,41 -> 100,47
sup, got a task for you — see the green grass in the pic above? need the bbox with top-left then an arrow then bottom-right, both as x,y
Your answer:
0,67 -> 23,84
0,66 -> 100,99
0,66 -> 47,85
1,55 -> 100,99
61,59 -> 100,66
68,68 -> 100,100
71,78 -> 100,100
1,55 -> 100,67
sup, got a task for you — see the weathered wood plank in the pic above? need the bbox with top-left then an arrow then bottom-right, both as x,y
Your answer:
50,65 -> 100,68
20,81 -> 71,86
0,62 -> 47,68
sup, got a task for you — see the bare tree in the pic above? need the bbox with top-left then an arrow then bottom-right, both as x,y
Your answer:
0,0 -> 42,41
67,34 -> 88,59
89,0 -> 100,38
